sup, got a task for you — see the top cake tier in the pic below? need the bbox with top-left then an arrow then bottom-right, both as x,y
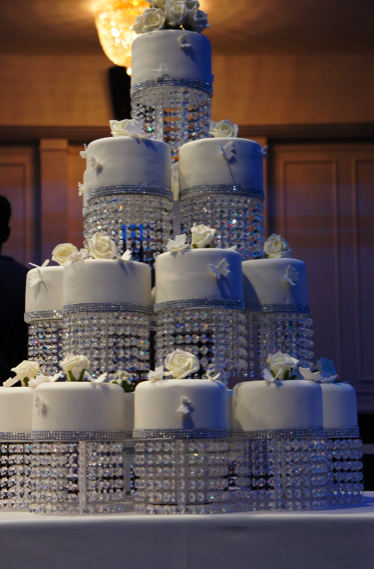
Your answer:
131,30 -> 213,93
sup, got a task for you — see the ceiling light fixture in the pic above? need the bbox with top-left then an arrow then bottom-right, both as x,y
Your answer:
95,0 -> 148,71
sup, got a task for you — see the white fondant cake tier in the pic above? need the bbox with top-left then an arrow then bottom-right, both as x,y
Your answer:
85,136 -> 171,194
232,380 -> 323,431
32,382 -> 127,432
63,259 -> 152,307
0,387 -> 34,432
131,30 -> 212,89
25,266 -> 64,312
179,138 -> 263,192
134,379 -> 228,431
242,258 -> 309,306
320,383 -> 358,429
155,249 -> 244,304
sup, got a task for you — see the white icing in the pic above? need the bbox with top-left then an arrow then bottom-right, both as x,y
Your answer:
134,379 -> 228,430
25,266 -> 64,312
131,30 -> 212,88
0,387 -> 33,432
242,258 -> 309,305
32,382 -> 127,431
85,136 -> 171,194
320,383 -> 358,428
232,380 -> 323,430
179,138 -> 263,191
63,259 -> 151,306
155,249 -> 244,304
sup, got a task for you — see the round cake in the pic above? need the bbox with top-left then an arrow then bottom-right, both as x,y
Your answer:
179,137 -> 264,192
131,30 -> 212,91
232,380 -> 323,431
31,382 -> 127,432
134,379 -> 228,431
25,266 -> 64,313
0,387 -> 34,432
63,259 -> 151,307
155,249 -> 244,304
85,136 -> 171,195
320,383 -> 358,429
242,258 -> 309,307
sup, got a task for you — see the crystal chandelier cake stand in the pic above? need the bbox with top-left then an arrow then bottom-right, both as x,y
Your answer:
83,187 -> 173,267
180,189 -> 265,259
325,427 -> 364,504
246,306 -> 314,379
154,300 -> 248,384
131,83 -> 212,162
230,428 -> 329,511
132,429 -> 230,514
0,433 -> 31,510
24,310 -> 63,376
28,431 -> 134,515
62,303 -> 152,380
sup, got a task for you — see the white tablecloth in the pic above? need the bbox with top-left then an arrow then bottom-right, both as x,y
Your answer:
1,494 -> 374,569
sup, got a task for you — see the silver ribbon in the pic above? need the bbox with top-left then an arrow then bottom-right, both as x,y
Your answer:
131,77 -> 213,97
155,298 -> 245,312
133,428 -> 229,439
231,427 -> 326,439
24,310 -> 63,323
180,184 -> 264,201
246,303 -> 310,314
63,302 -> 153,316
31,430 -> 132,441
87,185 -> 173,202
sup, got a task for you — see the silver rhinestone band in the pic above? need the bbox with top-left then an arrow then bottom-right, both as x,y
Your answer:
131,78 -> 213,96
180,185 -> 264,201
325,427 -> 360,438
133,428 -> 229,439
231,427 -> 326,439
31,430 -> 133,441
0,432 -> 31,441
24,310 -> 63,323
154,298 -> 245,312
83,205 -> 90,218
246,303 -> 311,314
87,185 -> 173,202
63,302 -> 153,316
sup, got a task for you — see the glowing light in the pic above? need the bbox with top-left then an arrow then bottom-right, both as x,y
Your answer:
95,0 -> 148,69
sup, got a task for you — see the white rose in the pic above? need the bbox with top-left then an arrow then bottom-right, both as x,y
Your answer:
29,374 -> 52,388
148,0 -> 167,8
110,119 -> 145,138
165,0 -> 188,27
165,349 -> 200,378
132,14 -> 145,34
142,8 -> 166,32
191,223 -> 216,248
52,243 -> 79,266
263,234 -> 291,258
209,120 -> 239,138
11,360 -> 39,386
185,7 -> 209,32
88,232 -> 117,259
266,352 -> 299,380
61,353 -> 90,381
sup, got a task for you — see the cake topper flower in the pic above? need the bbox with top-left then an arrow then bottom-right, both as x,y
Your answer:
88,232 -> 117,260
283,264 -> 299,286
177,396 -> 192,415
299,358 -> 339,383
263,352 -> 299,382
210,120 -> 239,138
133,1 -> 209,34
165,349 -> 200,379
263,234 -> 291,259
110,119 -> 146,138
166,233 -> 190,253
191,223 -> 216,248
3,360 -> 40,387
60,353 -> 90,382
52,243 -> 79,266
28,259 -> 50,288
209,258 -> 230,279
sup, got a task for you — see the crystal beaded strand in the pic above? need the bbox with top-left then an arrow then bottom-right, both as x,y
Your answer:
26,317 -> 63,375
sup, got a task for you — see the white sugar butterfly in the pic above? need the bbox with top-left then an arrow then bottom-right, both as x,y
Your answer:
178,34 -> 191,50
219,141 -> 235,161
117,250 -> 132,263
177,397 -> 192,415
80,144 -> 87,159
34,395 -> 47,415
209,258 -> 230,279
153,64 -> 168,80
90,156 -> 102,173
283,264 -> 299,286
28,259 -> 50,288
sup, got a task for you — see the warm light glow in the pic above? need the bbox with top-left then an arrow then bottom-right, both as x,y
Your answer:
95,0 -> 148,68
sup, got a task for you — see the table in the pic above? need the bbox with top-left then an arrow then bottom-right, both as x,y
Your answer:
1,494 -> 374,569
